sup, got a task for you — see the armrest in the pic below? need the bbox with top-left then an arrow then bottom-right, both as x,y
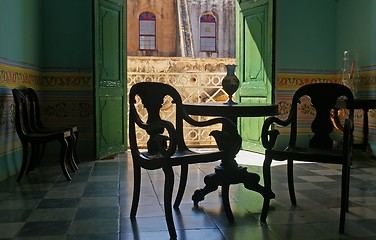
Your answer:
261,116 -> 291,149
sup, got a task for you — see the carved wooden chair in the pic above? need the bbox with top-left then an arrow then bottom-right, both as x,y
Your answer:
12,89 -> 74,181
25,88 -> 79,169
260,83 -> 354,233
129,82 -> 241,239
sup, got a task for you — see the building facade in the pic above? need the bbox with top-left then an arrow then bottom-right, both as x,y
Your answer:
127,0 -> 178,57
127,0 -> 236,58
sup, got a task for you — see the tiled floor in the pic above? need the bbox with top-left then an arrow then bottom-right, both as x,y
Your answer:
1,149 -> 376,240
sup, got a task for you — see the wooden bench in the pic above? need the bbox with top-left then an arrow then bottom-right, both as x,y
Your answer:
25,88 -> 79,166
12,88 -> 78,181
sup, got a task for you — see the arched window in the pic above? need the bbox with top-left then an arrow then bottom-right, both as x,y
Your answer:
200,14 -> 216,52
139,12 -> 156,50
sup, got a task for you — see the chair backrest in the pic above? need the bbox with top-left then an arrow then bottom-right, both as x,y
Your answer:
12,89 -> 32,139
129,82 -> 188,156
288,83 -> 354,149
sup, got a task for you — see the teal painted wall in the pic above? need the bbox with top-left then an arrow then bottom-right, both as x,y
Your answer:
276,0 -> 337,70
336,0 -> 376,68
277,0 -> 376,71
0,0 -> 43,65
40,0 -> 92,68
0,0 -> 92,68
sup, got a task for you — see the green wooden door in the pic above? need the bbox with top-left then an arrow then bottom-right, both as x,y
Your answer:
236,0 -> 275,153
94,0 -> 127,159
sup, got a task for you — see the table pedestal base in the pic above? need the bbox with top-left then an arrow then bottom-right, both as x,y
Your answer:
192,165 -> 275,222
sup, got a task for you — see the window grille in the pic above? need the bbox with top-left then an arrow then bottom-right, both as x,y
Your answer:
200,14 -> 216,52
139,12 -> 156,50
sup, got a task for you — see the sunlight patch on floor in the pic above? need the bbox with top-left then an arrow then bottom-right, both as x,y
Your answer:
235,150 -> 286,167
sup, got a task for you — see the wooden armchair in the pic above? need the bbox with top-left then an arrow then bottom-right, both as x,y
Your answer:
12,89 -> 75,181
260,83 -> 354,233
129,82 -> 241,239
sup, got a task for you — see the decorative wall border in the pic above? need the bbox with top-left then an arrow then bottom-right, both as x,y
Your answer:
0,61 -> 93,91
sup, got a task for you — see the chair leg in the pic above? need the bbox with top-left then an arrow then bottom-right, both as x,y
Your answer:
59,137 -> 71,181
163,166 -> 177,240
287,159 -> 297,205
345,160 -> 351,212
339,164 -> 350,233
130,163 -> 141,218
260,154 -> 272,222
221,184 -> 234,222
17,142 -> 29,181
174,164 -> 188,209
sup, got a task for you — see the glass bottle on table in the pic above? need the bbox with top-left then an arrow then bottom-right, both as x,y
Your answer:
341,50 -> 359,98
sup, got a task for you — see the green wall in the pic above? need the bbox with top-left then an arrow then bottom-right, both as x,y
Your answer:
336,0 -> 376,68
40,0 -> 92,68
0,0 -> 92,68
0,0 -> 43,65
276,0 -> 376,71
276,0 -> 337,70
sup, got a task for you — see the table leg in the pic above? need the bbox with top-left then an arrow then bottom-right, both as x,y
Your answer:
357,108 -> 376,159
192,116 -> 275,222
192,163 -> 275,222
331,108 -> 375,160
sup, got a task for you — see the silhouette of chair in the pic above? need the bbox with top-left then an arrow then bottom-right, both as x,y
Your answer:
129,82 -> 241,239
12,89 -> 75,181
260,83 -> 354,233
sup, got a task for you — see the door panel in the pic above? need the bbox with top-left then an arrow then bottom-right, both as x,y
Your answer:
94,0 -> 126,159
236,0 -> 274,153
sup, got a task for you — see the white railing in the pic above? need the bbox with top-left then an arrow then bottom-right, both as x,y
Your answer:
127,71 -> 229,147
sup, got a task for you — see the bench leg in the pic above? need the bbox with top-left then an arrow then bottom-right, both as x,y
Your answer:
59,137 -> 71,181
67,136 -> 78,172
72,129 -> 79,163
17,142 -> 29,181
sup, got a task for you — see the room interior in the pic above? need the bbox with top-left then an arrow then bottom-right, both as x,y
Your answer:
1,0 -> 376,239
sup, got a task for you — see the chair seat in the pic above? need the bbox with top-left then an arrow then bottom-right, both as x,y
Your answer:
36,126 -> 77,134
268,145 -> 344,163
140,148 -> 225,166
25,130 -> 71,140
